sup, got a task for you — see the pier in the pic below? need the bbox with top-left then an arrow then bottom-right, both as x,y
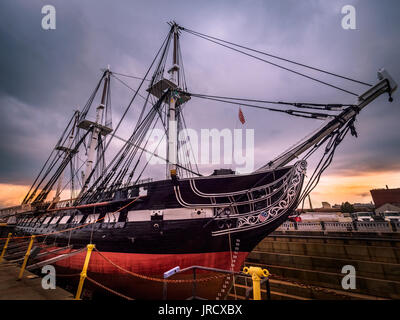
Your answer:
0,231 -> 74,300
0,263 -> 73,300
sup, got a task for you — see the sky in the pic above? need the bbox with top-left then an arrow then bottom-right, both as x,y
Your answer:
0,0 -> 399,208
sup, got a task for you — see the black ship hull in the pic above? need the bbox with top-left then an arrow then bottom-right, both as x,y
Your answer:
14,161 -> 306,299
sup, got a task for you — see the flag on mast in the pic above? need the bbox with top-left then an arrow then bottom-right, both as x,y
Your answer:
238,107 -> 245,124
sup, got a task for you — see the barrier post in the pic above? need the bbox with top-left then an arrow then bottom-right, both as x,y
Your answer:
243,266 -> 270,300
0,233 -> 12,263
75,244 -> 95,300
18,235 -> 35,280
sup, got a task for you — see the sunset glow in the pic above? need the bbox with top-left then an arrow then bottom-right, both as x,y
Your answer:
1,170 -> 399,209
308,170 -> 400,208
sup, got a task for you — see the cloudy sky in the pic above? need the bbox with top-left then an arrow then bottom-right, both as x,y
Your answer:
0,0 -> 399,208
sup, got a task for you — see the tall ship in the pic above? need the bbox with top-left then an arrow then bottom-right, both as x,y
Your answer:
0,22 -> 397,299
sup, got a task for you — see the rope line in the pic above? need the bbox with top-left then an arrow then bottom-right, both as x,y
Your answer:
183,29 -> 359,96
181,27 -> 372,87
178,90 -> 355,111
186,92 -> 334,120
268,273 -> 375,299
86,276 -> 135,300
110,71 -> 151,82
93,248 -> 227,284
57,273 -> 81,277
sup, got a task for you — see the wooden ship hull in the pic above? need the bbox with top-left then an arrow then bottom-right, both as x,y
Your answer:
14,161 -> 306,299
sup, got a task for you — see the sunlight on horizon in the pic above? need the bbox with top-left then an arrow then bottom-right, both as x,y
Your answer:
1,169 -> 398,209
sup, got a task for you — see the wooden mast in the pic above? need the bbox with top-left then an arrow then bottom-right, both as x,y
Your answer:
167,23 -> 180,179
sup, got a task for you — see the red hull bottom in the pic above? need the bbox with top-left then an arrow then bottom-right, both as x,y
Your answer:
42,247 -> 249,299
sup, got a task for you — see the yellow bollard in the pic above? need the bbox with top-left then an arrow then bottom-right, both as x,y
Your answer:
18,235 -> 36,280
243,266 -> 270,300
0,233 -> 12,263
75,244 -> 95,300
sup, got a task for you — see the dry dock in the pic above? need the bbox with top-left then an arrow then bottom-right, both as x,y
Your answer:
1,222 -> 400,300
230,226 -> 400,300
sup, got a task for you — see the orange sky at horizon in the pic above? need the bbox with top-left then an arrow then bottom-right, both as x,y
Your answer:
0,169 -> 399,209
0,184 -> 30,208
306,169 -> 400,208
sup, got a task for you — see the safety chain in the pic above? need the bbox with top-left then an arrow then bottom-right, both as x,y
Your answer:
94,248 -> 227,284
57,273 -> 81,278
86,276 -> 134,300
269,273 -> 358,299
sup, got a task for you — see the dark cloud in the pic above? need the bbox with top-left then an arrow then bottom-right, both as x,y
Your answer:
0,0 -> 399,187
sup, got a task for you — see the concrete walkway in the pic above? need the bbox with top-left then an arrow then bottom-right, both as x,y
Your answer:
0,263 -> 73,300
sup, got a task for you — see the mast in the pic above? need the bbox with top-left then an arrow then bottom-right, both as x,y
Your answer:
80,67 -> 112,187
259,69 -> 397,171
308,195 -> 313,210
52,112 -> 78,204
166,24 -> 180,179
145,22 -> 191,179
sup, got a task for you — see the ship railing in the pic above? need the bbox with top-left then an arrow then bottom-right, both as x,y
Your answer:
189,169 -> 291,199
276,220 -> 400,233
84,179 -> 152,202
324,222 -> 353,232
0,233 -> 83,279
117,178 -> 154,189
177,171 -> 291,210
52,199 -> 76,209
277,222 -> 296,231
355,221 -> 392,233
393,221 -> 400,232
296,222 -> 323,231
0,204 -> 32,218
135,178 -> 153,185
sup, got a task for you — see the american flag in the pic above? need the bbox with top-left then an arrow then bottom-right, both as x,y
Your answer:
238,107 -> 245,124
258,211 -> 268,222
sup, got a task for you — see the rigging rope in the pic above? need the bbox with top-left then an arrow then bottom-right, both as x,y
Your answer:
177,91 -> 354,111
297,116 -> 358,209
22,111 -> 79,204
109,71 -> 151,82
112,134 -> 201,177
181,27 -> 372,87
77,30 -> 173,203
182,28 -> 359,96
185,92 -> 335,120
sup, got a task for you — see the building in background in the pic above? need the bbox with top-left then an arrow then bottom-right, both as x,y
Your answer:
353,202 -> 375,211
370,186 -> 400,208
375,203 -> 400,214
370,186 -> 400,221
321,202 -> 331,209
